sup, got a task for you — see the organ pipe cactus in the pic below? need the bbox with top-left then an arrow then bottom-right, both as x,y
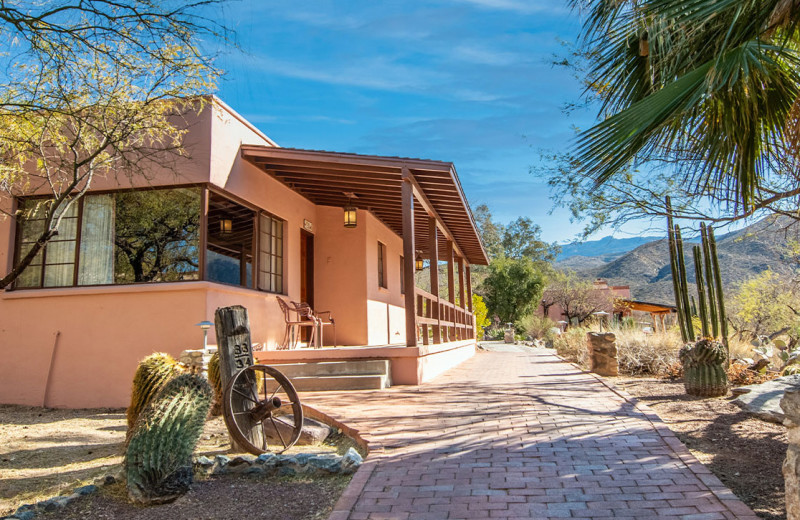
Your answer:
666,198 -> 729,396
126,353 -> 183,440
679,339 -> 729,397
125,373 -> 212,504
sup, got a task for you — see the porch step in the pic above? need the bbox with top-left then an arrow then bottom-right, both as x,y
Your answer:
268,360 -> 391,391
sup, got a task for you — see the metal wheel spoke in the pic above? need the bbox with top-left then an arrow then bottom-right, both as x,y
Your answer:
261,421 -> 269,451
270,416 -> 288,447
272,416 -> 296,430
233,388 -> 258,404
270,384 -> 284,400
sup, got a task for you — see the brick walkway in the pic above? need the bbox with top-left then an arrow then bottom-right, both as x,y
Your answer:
304,348 -> 759,520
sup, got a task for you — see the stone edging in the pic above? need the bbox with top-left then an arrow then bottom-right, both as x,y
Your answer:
1,475 -> 118,520
552,351 -> 761,520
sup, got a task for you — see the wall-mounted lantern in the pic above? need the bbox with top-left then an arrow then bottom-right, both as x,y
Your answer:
220,218 -> 233,235
343,192 -> 358,228
415,251 -> 424,271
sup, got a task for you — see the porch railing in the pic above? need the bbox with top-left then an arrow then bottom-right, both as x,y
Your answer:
414,287 -> 475,345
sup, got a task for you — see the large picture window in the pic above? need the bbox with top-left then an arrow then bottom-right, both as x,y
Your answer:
15,188 -> 201,288
14,187 -> 285,293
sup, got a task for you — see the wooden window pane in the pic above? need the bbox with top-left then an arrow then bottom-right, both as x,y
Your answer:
16,264 -> 42,288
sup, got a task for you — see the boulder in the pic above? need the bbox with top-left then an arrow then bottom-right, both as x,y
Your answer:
733,375 -> 800,423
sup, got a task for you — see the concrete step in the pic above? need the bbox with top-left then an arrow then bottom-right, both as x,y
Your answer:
265,360 -> 391,391
290,374 -> 389,392
268,360 -> 390,378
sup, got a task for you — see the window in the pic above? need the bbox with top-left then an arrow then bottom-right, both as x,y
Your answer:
15,188 -> 201,288
258,213 -> 284,293
206,192 -> 255,288
377,241 -> 387,289
400,255 -> 405,294
14,187 -> 285,293
16,200 -> 78,288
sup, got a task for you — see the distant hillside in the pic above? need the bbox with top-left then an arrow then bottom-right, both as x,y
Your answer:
557,235 -> 662,262
568,216 -> 799,304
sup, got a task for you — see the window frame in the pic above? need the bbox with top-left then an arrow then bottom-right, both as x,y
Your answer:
377,241 -> 387,289
11,184 -> 289,293
257,210 -> 285,294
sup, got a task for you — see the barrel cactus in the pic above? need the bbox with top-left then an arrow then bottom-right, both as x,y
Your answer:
679,339 -> 729,397
125,373 -> 212,504
126,353 -> 183,438
207,351 -> 222,416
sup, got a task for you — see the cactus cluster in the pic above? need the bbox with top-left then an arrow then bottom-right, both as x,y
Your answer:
666,197 -> 729,396
679,339 -> 729,397
125,373 -> 212,504
207,351 -> 223,416
126,353 -> 183,438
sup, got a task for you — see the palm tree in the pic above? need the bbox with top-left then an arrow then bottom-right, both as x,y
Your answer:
572,0 -> 800,211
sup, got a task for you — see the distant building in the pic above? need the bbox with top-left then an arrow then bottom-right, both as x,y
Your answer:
539,279 -> 631,326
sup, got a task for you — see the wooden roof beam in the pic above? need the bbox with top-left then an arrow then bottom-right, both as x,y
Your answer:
402,165 -> 468,261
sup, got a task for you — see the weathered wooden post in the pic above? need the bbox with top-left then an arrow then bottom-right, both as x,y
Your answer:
214,305 -> 264,451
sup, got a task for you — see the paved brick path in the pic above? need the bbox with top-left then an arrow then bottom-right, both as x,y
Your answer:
304,348 -> 760,520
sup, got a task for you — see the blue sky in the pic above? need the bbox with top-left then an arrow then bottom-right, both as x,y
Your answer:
214,0 -> 628,243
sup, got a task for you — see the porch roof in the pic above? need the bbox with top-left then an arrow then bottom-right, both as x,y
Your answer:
241,145 -> 490,265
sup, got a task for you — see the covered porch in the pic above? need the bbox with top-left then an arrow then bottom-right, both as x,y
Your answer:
241,146 -> 489,384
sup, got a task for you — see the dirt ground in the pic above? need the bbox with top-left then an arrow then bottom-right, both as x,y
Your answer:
0,405 -> 349,519
613,376 -> 788,520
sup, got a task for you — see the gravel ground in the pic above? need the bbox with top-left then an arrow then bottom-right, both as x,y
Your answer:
613,376 -> 788,520
0,405 -> 349,518
36,474 -> 350,520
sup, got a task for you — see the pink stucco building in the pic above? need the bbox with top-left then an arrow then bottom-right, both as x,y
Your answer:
0,97 -> 488,408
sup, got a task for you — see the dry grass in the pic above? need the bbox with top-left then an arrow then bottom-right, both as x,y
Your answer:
554,326 -> 770,379
0,407 -> 341,516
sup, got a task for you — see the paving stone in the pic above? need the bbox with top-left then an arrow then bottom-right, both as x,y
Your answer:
310,348 -> 759,519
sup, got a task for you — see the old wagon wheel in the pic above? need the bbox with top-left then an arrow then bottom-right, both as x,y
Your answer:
222,364 -> 303,454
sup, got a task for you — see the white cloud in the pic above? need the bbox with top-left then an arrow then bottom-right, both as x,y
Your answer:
453,0 -> 569,14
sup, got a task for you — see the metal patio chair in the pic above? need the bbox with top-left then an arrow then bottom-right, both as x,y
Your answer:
276,296 -> 318,349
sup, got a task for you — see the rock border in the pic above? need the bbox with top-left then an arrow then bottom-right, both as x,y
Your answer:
1,448 -> 363,520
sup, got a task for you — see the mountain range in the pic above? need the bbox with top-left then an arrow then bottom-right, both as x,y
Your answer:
555,216 -> 799,304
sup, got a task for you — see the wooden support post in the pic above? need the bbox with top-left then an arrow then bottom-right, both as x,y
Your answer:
428,217 -> 441,344
214,305 -> 261,451
446,240 -> 455,341
418,293 -> 428,345
456,256 -> 465,340
466,263 -> 473,312
401,167 -> 418,347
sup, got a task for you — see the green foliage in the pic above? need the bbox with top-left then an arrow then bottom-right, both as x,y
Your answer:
728,269 -> 800,341
679,339 -> 729,397
472,294 -> 490,340
113,189 -> 201,283
570,0 -> 800,208
542,1 -> 800,236
125,373 -> 212,504
472,204 -> 559,265
0,1 -> 226,289
482,256 -> 545,324
126,352 -> 181,437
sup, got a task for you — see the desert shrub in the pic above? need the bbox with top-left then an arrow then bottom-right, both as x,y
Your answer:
517,314 -> 558,341
727,362 -> 779,386
473,294 -> 490,340
554,327 -> 590,367
614,328 -> 682,376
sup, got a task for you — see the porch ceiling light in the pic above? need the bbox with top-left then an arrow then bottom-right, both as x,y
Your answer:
220,218 -> 233,235
343,193 -> 358,228
415,251 -> 424,271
